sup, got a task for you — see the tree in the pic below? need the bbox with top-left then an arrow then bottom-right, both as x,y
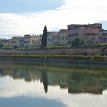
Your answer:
71,38 -> 85,47
71,38 -> 80,46
41,25 -> 47,48
86,39 -> 95,46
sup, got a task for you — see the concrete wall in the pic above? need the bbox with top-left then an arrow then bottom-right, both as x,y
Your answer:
0,47 -> 102,56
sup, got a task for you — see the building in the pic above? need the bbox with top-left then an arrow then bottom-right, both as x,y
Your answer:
99,30 -> 107,43
68,23 -> 102,45
47,30 -> 69,47
0,39 -> 12,48
47,32 -> 58,47
12,36 -> 22,48
26,35 -> 41,48
1,23 -> 107,48
11,34 -> 41,48
57,29 -> 68,46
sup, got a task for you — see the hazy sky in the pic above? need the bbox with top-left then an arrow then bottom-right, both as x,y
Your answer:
0,0 -> 63,13
0,0 -> 107,38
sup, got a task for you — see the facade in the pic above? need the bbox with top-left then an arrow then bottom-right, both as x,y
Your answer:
30,35 -> 41,47
47,30 -> 68,47
57,29 -> 68,46
12,36 -> 22,48
99,30 -> 107,43
8,39 -> 13,48
47,32 -> 58,47
1,23 -> 107,48
23,34 -> 41,48
68,23 -> 102,45
22,34 -> 30,48
31,35 -> 41,47
11,34 -> 41,48
0,39 -> 10,48
68,23 -> 102,30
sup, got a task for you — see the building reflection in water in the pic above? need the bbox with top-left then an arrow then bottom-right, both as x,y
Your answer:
68,73 -> 104,94
0,62 -> 107,94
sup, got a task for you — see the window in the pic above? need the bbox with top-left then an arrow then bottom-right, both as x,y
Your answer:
103,33 -> 107,36
62,37 -> 64,40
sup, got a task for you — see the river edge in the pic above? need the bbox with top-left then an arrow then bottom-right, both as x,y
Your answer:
0,55 -> 107,65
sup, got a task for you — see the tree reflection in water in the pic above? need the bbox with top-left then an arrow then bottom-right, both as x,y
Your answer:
42,70 -> 48,93
0,62 -> 107,94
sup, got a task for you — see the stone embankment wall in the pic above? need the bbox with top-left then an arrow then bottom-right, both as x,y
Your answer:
0,47 -> 102,55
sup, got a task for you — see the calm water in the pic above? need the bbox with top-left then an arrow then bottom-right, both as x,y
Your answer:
0,62 -> 107,107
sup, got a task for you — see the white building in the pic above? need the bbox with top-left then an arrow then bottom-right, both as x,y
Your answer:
47,32 -> 58,47
12,36 -> 22,48
57,29 -> 68,46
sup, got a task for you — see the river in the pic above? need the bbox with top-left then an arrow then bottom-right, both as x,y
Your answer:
0,61 -> 107,107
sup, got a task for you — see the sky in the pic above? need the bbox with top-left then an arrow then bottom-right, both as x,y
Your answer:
0,0 -> 107,38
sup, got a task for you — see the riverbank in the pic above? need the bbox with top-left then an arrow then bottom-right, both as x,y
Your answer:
1,55 -> 107,65
0,46 -> 104,56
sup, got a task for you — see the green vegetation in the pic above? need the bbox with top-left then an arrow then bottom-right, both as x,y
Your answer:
71,38 -> 85,46
47,45 -> 70,49
41,25 -> 47,48
1,54 -> 107,61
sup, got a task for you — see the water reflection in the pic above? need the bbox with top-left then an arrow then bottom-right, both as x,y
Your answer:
0,97 -> 65,107
0,62 -> 107,107
41,70 -> 48,93
0,62 -> 107,95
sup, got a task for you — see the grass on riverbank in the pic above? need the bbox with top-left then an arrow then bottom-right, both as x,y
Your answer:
0,54 -> 107,61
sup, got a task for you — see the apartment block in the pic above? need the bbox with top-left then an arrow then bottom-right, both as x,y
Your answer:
68,23 -> 102,45
57,29 -> 68,46
0,39 -> 10,48
22,34 -> 41,48
99,30 -> 107,43
47,32 -> 58,47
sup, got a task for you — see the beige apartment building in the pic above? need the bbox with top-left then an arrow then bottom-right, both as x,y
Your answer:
21,34 -> 35,48
22,34 -> 41,48
10,34 -> 41,48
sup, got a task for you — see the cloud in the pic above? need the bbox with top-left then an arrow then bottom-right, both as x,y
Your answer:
0,10 -> 69,38
0,0 -> 107,39
58,0 -> 107,22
